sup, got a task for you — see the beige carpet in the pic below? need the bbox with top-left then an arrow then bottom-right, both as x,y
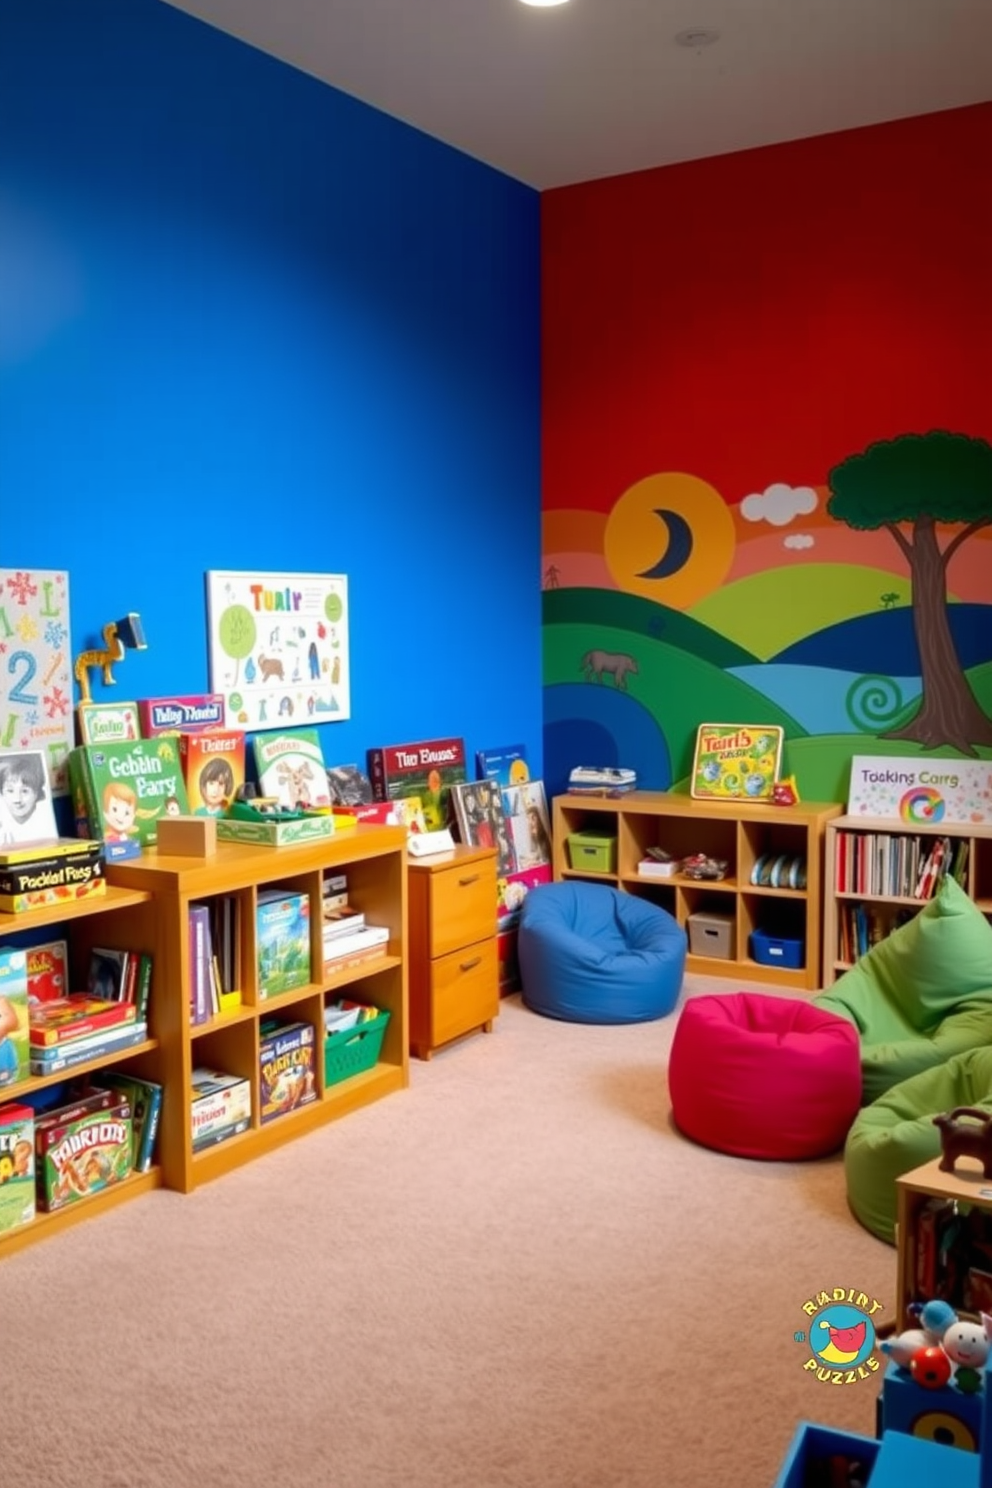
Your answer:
1,977 -> 893,1488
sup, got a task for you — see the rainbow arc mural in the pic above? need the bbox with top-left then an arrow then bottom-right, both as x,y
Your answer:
543,431 -> 992,804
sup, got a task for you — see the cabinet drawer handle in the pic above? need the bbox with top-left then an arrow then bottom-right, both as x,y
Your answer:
457,874 -> 480,887
459,955 -> 482,972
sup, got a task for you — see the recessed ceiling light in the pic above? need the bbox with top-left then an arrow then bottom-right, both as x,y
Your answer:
675,28 -> 720,47
519,0 -> 571,7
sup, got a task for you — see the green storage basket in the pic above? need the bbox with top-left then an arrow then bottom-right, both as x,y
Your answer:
567,831 -> 617,873
324,1008 -> 391,1087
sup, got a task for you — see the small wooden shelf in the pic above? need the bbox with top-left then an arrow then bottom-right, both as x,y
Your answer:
553,791 -> 842,992
895,1157 -> 992,1330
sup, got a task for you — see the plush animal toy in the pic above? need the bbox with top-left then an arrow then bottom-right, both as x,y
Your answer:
879,1328 -> 929,1367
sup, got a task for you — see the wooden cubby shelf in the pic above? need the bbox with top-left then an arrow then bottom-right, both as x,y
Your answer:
552,791 -> 843,991
0,824 -> 409,1259
822,814 -> 992,986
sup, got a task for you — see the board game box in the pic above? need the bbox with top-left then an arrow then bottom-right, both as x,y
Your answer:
0,1101 -> 35,1234
68,738 -> 190,856
259,1020 -> 318,1123
253,728 -> 332,811
256,889 -> 312,998
0,948 -> 29,1089
0,840 -> 104,898
690,723 -> 785,801
190,1068 -> 252,1149
37,1095 -> 132,1212
366,737 -> 467,831
178,730 -> 246,816
137,694 -> 226,737
26,939 -> 70,1004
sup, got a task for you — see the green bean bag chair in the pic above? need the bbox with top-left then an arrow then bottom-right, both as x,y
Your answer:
816,875 -> 992,1106
845,1044 -> 992,1243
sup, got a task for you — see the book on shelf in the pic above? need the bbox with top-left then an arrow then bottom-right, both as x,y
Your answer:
253,728 -> 332,811
29,994 -> 137,1047
28,1022 -> 148,1075
322,904 -> 366,938
834,828 -> 967,901
256,889 -> 311,998
26,939 -> 69,1004
188,902 -> 214,1024
67,738 -> 190,857
101,1073 -> 163,1172
449,779 -> 515,877
87,948 -> 130,1003
475,745 -> 529,787
323,924 -> 390,969
366,736 -> 467,832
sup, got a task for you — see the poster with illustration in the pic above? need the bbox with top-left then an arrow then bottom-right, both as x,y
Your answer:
0,570 -> 73,795
690,723 -> 784,801
206,571 -> 349,731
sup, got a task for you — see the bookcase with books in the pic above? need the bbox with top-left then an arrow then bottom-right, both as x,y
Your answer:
552,791 -> 842,991
894,1158 -> 992,1332
0,824 -> 408,1257
0,879 -> 165,1259
821,815 -> 992,986
104,824 -> 408,1194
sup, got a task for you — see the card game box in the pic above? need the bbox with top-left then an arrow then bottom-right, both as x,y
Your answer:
259,1020 -> 317,1124
190,1068 -> 252,1149
178,730 -> 246,815
256,889 -> 311,998
137,694 -> 226,737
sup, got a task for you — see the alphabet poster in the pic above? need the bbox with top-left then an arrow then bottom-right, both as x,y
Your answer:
0,569 -> 73,795
206,571 -> 350,730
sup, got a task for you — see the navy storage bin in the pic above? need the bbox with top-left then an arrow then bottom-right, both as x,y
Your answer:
750,928 -> 804,970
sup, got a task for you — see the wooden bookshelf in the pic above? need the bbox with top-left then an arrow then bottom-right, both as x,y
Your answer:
895,1157 -> 992,1331
552,791 -> 842,992
0,825 -> 408,1256
822,815 -> 992,986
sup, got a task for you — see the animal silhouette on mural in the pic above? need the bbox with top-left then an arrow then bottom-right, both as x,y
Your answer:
828,431 -> 992,754
580,649 -> 639,690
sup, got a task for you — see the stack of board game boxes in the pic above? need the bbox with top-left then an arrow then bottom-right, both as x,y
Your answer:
0,836 -> 105,914
321,872 -> 389,975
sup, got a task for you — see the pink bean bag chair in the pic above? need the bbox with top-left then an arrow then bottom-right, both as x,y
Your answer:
668,992 -> 862,1160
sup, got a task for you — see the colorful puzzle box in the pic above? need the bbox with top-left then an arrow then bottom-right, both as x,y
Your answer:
37,1095 -> 132,1213
256,889 -> 312,998
0,948 -> 29,1088
0,1101 -> 35,1234
259,1020 -> 317,1123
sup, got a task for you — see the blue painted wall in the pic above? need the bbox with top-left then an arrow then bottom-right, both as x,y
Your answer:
0,0 -> 542,783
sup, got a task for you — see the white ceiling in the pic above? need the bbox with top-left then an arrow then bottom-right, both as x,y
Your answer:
164,0 -> 992,190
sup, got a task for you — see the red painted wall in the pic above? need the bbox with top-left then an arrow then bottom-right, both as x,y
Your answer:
542,103 -> 992,516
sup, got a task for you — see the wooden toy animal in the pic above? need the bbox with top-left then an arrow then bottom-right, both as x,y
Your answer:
73,621 -> 125,705
933,1107 -> 992,1179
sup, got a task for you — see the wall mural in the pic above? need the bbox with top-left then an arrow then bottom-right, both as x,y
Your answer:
542,430 -> 992,804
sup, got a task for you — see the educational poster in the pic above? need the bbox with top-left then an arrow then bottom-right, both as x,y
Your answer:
0,570 -> 73,795
206,571 -> 349,731
847,755 -> 992,826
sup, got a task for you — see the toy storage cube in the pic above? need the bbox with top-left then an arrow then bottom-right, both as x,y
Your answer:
687,911 -> 736,960
771,1422 -> 879,1488
750,927 -> 804,969
880,1360 -> 981,1453
566,832 -> 617,874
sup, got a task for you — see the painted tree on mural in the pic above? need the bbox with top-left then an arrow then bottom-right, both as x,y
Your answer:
827,431 -> 992,755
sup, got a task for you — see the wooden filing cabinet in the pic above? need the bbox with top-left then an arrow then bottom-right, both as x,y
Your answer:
407,844 -> 498,1060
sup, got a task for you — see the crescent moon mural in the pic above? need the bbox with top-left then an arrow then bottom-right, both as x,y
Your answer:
605,473 -> 737,607
637,509 -> 694,579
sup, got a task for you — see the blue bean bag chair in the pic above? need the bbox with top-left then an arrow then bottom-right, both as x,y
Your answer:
518,881 -> 687,1024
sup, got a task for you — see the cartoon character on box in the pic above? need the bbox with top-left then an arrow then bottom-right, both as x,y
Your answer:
102,780 -> 138,842
39,1102 -> 132,1211
197,758 -> 235,817
0,1102 -> 35,1235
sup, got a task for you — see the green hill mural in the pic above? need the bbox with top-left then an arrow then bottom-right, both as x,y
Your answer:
544,586 -> 756,667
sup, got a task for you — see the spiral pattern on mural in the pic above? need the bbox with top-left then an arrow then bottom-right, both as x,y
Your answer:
845,674 -> 904,730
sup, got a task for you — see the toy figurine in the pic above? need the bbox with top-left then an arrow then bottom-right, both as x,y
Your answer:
772,774 -> 800,807
879,1327 -> 929,1367
943,1318 -> 990,1372
912,1298 -> 959,1342
909,1345 -> 953,1389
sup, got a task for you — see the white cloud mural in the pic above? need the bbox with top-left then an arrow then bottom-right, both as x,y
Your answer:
784,533 -> 815,549
740,483 -> 818,527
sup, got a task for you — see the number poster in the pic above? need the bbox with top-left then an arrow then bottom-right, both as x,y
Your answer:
206,571 -> 350,731
0,569 -> 73,795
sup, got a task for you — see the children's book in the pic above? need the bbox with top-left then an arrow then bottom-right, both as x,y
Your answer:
690,723 -> 784,801
325,762 -> 374,806
256,889 -> 311,998
450,780 -> 515,877
366,737 -> 467,831
253,729 -> 331,812
0,748 -> 59,847
87,948 -> 130,1003
100,1073 -> 163,1172
28,994 -> 137,1047
26,939 -> 70,1004
178,730 -> 246,816
0,949 -> 29,1089
501,780 -> 553,870
68,738 -> 190,854
475,745 -> 529,787
76,701 -> 141,747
